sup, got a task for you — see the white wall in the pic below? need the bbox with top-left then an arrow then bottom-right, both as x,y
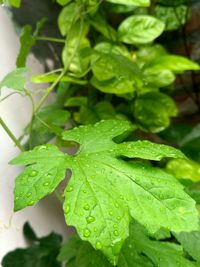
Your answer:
0,7 -> 69,263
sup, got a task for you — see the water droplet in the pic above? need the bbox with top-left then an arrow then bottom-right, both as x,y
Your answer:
83,204 -> 90,210
26,192 -> 32,197
29,170 -> 38,177
82,189 -> 87,193
67,185 -> 73,192
43,182 -> 49,186
113,224 -> 117,229
86,216 -> 95,223
15,196 -> 19,200
117,216 -> 121,221
115,202 -> 119,208
29,200 -> 34,205
47,173 -> 52,178
109,211 -> 113,216
120,195 -> 124,200
38,145 -> 47,150
83,228 -> 91,237
65,204 -> 70,214
96,241 -> 102,250
114,230 -> 119,236
79,211 -> 84,216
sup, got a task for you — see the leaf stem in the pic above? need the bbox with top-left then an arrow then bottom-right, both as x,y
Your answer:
36,36 -> 66,43
0,117 -> 24,151
34,69 -> 66,113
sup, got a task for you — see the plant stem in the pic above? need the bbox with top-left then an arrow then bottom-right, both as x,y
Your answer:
34,70 -> 66,113
36,36 -> 66,43
0,117 -> 24,151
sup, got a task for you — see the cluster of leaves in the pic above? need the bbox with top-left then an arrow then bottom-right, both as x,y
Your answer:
1,0 -> 200,266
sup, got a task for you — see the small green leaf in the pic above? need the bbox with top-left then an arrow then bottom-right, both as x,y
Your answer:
11,144 -> 69,211
154,5 -> 189,31
56,0 -> 71,6
134,92 -> 178,133
0,68 -> 28,92
118,15 -> 165,44
106,0 -> 150,7
58,3 -> 79,36
167,158 -> 200,182
8,0 -> 21,7
2,223 -> 62,267
124,221 -> 197,267
174,230 -> 200,262
16,25 -> 35,68
144,55 -> 200,73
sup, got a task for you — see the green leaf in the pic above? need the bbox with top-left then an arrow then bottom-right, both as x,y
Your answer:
10,144 -> 68,211
8,0 -> 21,7
124,221 -> 197,267
118,15 -> 165,45
154,5 -> 189,31
144,55 -> 200,73
143,69 -> 175,87
58,3 -> 79,36
31,73 -> 87,85
62,22 -> 91,76
174,230 -> 200,262
25,105 -> 70,148
2,223 -> 62,267
105,0 -> 150,7
12,120 -> 198,263
89,13 -> 117,41
167,158 -> 200,182
58,235 -> 112,267
23,222 -> 38,242
134,92 -> 178,133
16,25 -> 35,68
0,68 -> 28,92
56,0 -> 71,6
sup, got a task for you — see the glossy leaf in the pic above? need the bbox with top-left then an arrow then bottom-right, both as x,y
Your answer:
105,0 -> 150,7
144,55 -> 200,73
175,231 -> 200,262
8,0 -> 21,7
56,0 -> 71,6
118,15 -> 165,44
134,92 -> 178,133
167,158 -> 200,182
0,68 -> 27,92
11,120 -> 198,263
58,3 -> 79,36
154,5 -> 188,31
124,221 -> 198,267
11,144 -> 69,211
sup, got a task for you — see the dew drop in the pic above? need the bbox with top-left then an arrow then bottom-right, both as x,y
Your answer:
67,185 -> 73,192
29,170 -> 38,177
113,224 -> 117,229
65,204 -> 70,214
83,228 -> 91,237
114,230 -> 119,236
83,204 -> 90,210
86,216 -> 95,223
29,200 -> 34,205
109,211 -> 113,216
26,192 -> 32,197
43,182 -> 49,186
94,227 -> 97,232
15,196 -> 19,200
96,241 -> 102,250
117,216 -> 121,221
115,202 -> 119,208
38,145 -> 47,150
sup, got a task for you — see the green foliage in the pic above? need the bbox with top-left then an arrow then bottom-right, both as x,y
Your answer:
1,0 -> 200,266
11,120 -> 199,264
2,222 -> 62,267
0,68 -> 27,91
